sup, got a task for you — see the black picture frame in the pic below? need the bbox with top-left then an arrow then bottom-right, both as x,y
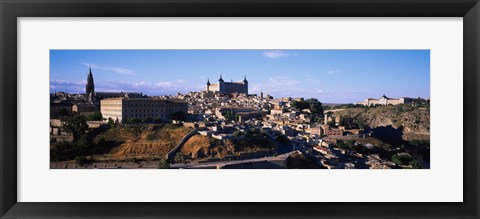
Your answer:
1,0 -> 479,218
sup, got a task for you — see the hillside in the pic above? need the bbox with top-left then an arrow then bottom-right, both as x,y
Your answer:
179,135 -> 276,161
334,104 -> 430,140
93,124 -> 192,161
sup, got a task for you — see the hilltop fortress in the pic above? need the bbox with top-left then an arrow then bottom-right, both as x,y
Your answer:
206,75 -> 248,95
356,95 -> 428,106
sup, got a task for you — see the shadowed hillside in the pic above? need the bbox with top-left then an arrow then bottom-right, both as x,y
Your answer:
335,104 -> 430,141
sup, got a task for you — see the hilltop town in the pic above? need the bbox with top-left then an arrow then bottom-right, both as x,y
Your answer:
50,69 -> 430,169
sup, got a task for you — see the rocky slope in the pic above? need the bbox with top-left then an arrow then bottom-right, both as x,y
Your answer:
335,104 -> 430,140
179,135 -> 276,161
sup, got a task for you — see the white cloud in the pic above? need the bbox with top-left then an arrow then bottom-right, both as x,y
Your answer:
49,79 -> 197,95
250,76 -> 306,98
82,63 -> 135,75
49,80 -> 86,93
154,81 -> 174,87
263,51 -> 290,59
316,89 -> 335,94
268,76 -> 300,86
307,78 -> 322,85
341,90 -> 361,94
327,70 -> 341,75
176,79 -> 186,83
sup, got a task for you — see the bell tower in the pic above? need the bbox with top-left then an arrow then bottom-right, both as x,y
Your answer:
206,78 -> 211,92
243,75 -> 248,95
218,74 -> 224,93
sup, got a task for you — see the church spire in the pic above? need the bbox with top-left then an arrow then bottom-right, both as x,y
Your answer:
243,75 -> 248,83
218,74 -> 224,82
206,78 -> 211,86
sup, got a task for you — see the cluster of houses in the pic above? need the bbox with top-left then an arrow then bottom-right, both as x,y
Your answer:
174,91 -> 396,169
50,87 -> 400,169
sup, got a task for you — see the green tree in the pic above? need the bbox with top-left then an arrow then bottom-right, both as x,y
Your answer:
144,117 -> 153,123
339,117 -> 357,129
391,153 -> 413,166
327,121 -> 335,128
53,108 -> 69,118
76,134 -> 90,152
409,160 -> 422,169
337,140 -> 356,150
94,136 -> 107,154
107,117 -> 115,128
74,156 -> 87,165
221,111 -> 235,121
64,115 -> 88,140
306,98 -> 323,114
86,112 -> 103,121
158,159 -> 170,169
50,141 -> 76,161
127,118 -> 142,124
311,116 -> 322,124
336,141 -> 348,149
291,99 -> 309,111
174,153 -> 185,164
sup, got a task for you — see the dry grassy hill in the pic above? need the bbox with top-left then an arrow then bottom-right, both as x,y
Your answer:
93,124 -> 192,161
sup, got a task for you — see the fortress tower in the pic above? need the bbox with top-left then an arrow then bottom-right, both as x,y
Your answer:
206,75 -> 248,95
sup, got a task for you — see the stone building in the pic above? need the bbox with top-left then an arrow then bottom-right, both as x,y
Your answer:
72,103 -> 97,116
357,95 -> 428,106
50,101 -> 73,118
306,125 -> 324,136
100,97 -> 188,124
215,107 -> 256,119
206,75 -> 248,95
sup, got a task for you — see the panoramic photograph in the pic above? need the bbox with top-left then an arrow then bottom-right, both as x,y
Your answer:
49,50 -> 430,169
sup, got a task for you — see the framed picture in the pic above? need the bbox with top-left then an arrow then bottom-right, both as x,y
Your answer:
1,0 -> 479,218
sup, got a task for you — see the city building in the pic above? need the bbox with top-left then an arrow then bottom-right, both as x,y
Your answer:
50,101 -> 73,118
215,107 -> 256,119
72,103 -> 97,116
95,92 -> 144,100
306,125 -> 324,136
270,108 -> 284,116
325,128 -> 343,136
206,75 -> 248,94
100,97 -> 188,124
357,95 -> 428,106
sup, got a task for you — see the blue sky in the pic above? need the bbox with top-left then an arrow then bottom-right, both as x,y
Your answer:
50,50 -> 430,103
